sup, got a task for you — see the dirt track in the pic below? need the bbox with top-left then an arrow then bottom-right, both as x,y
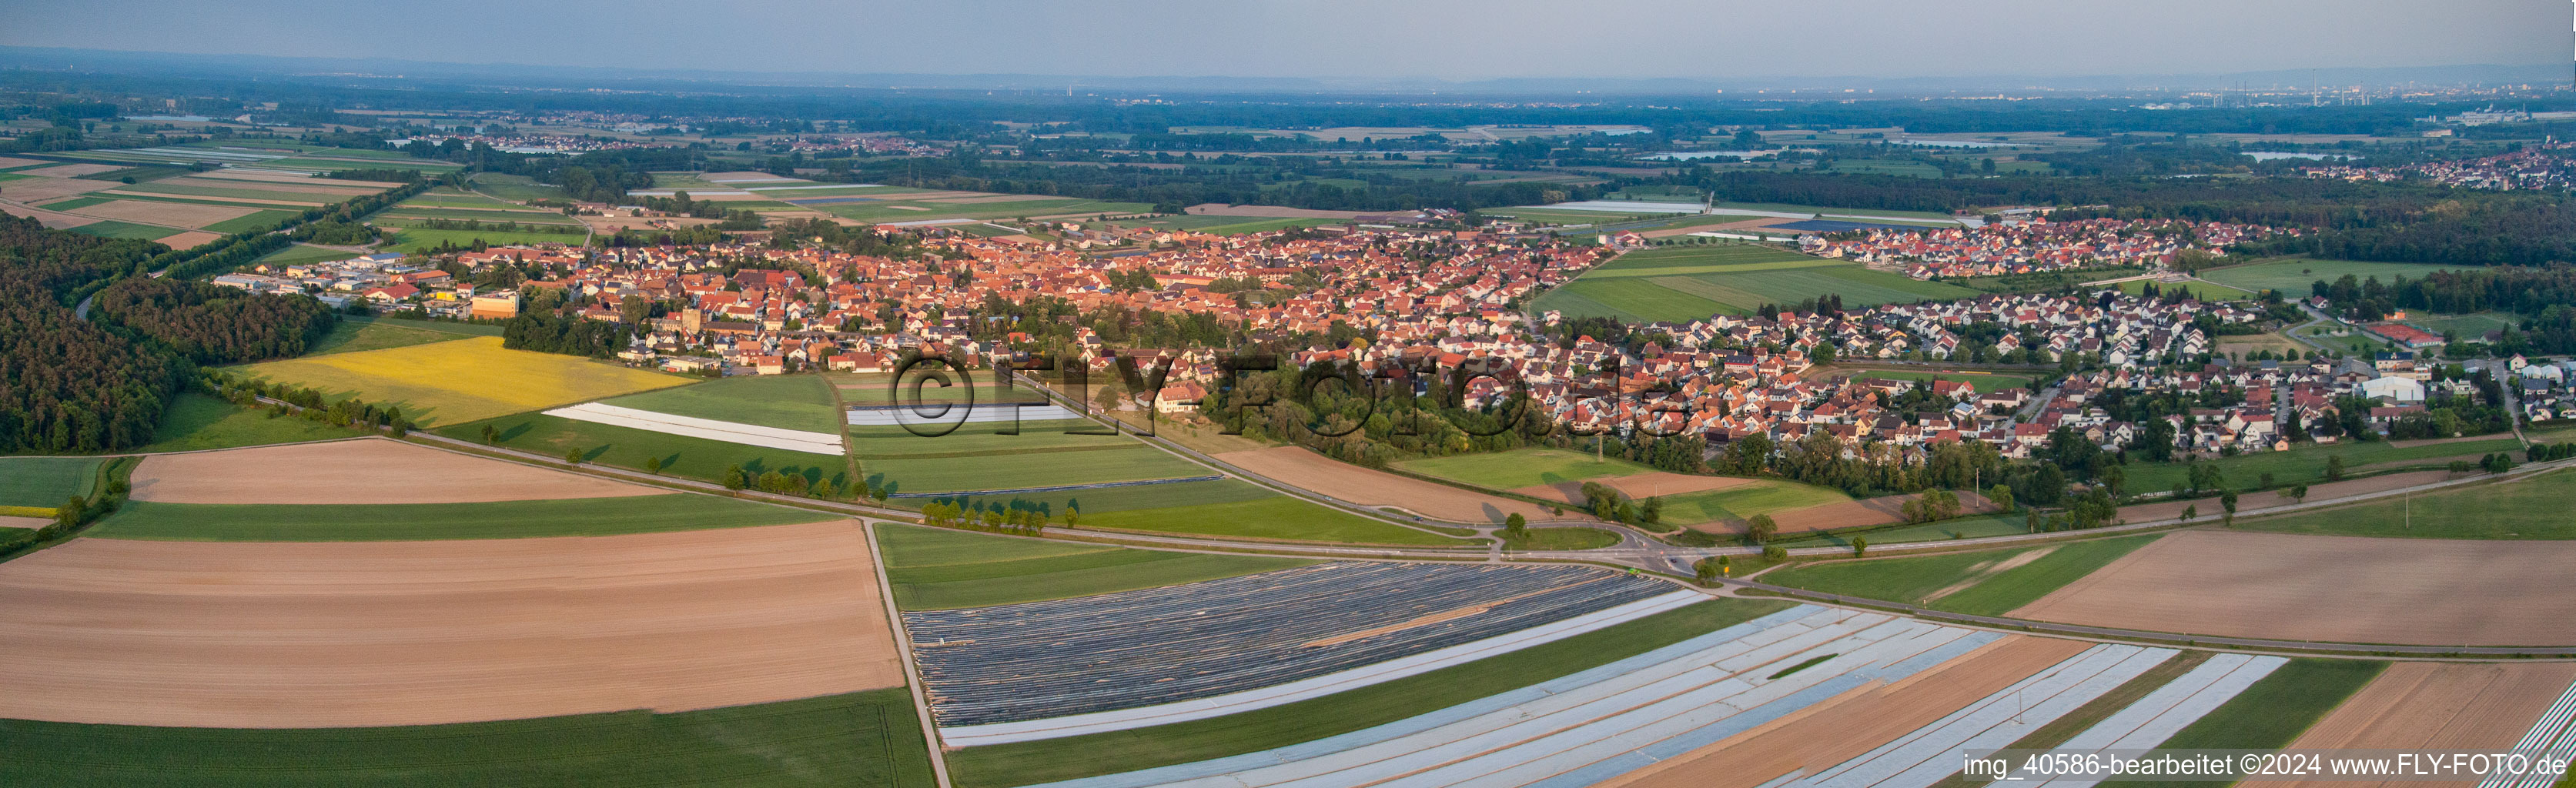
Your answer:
2279,663 -> 2576,788
1601,636 -> 2091,788
1214,446 -> 1555,524
0,519 -> 904,727
2009,530 -> 2576,646
2116,470 -> 2449,523
130,439 -> 662,504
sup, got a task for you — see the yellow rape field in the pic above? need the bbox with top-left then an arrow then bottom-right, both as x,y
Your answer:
234,336 -> 694,426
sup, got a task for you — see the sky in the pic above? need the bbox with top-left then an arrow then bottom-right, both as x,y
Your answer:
2,0 -> 2560,81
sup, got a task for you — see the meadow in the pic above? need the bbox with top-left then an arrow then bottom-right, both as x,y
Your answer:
234,336 -> 693,426
2117,435 -> 2524,493
2238,469 -> 2576,539
816,197 -> 1153,225
1079,496 -> 1471,546
132,393 -> 372,453
438,412 -> 848,487
2133,659 -> 2384,778
381,226 -> 587,252
2200,258 -> 2464,296
304,319 -> 478,356
601,374 -> 841,433
1652,479 -> 1852,525
876,524 -> 1310,609
2116,277 -> 2254,301
467,172 -> 569,202
92,494 -> 822,541
0,688 -> 933,788
68,220 -> 186,242
253,242 -> 361,266
865,445 -> 1209,495
942,599 -> 1794,788
1756,533 -> 2163,616
1393,448 -> 1654,489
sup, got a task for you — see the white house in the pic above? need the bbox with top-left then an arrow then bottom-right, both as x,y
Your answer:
2360,375 -> 2426,403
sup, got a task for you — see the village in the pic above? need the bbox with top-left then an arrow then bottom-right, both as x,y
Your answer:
1798,215 -> 2293,279
196,222 -> 2499,463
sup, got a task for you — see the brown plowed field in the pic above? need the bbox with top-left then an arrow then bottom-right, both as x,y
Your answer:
1745,489 -> 1998,535
0,519 -> 903,727
154,230 -> 222,249
2009,530 -> 2576,646
1601,635 -> 2093,788
130,439 -> 661,504
2278,663 -> 2576,788
12,162 -> 118,177
71,199 -> 257,228
1511,472 -> 1751,504
0,175 -> 115,202
102,189 -> 322,207
157,176 -> 380,196
2117,470 -> 2449,523
0,201 -> 99,228
197,169 -> 406,189
0,516 -> 46,529
1214,446 -> 1555,524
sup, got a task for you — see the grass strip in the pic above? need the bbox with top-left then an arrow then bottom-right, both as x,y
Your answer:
2125,658 -> 2387,788
942,598 -> 1794,788
1925,651 -> 2215,788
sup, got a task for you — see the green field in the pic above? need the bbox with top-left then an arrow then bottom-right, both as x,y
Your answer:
67,219 -> 184,241
305,319 -> 473,356
400,189 -> 529,209
1480,207 -> 1672,225
113,182 -> 346,204
601,374 -> 841,433
0,457 -> 99,508
1826,159 -> 1944,178
1833,367 -> 2038,392
95,493 -> 821,541
0,688 -> 932,788
2201,258 -> 2464,296
2410,312 -> 2521,340
1080,496 -> 1471,546
924,477 -> 1276,517
845,420 -> 1132,459
1771,511 -> 2031,547
36,195 -> 113,210
876,523 -> 1311,609
1393,448 -> 1656,489
467,172 -> 569,202
253,242 -> 361,266
2116,277 -> 2254,302
867,445 -> 1211,495
2129,659 -> 2385,788
2119,436 -> 2524,493
133,393 -> 373,453
379,207 -> 583,225
1500,526 -> 1622,551
1655,480 -> 1853,526
199,209 -> 299,234
382,226 -> 587,252
1758,533 -> 2162,616
815,198 -> 1153,225
944,598 -> 1795,788
1711,201 -> 1960,222
1530,245 -> 1975,322
2240,468 -> 2576,539
437,412 -> 847,487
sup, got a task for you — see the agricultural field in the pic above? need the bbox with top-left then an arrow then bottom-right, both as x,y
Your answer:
0,457 -> 99,509
233,336 -> 694,426
942,598 -> 1793,788
66,219 -> 187,241
2116,277 -> 2254,301
129,393 -> 373,453
467,172 -> 568,202
1529,244 -> 1976,322
2141,658 -> 2385,756
199,209 -> 298,234
876,523 -> 1311,609
251,242 -> 361,266
1708,201 -> 1962,223
1392,447 -> 1657,489
0,689 -> 934,788
1757,534 -> 2163,616
597,373 -> 841,433
2238,468 -> 2576,539
1214,446 -> 1557,524
438,411 -> 849,488
807,194 -> 1153,225
1771,511 -> 2032,547
1078,496 -> 1473,546
380,225 -> 588,252
2118,434 -> 2524,493
2008,530 -> 2576,646
2200,257 -> 2464,296
305,317 -> 480,356
865,444 -> 1210,496
1657,479 -> 1855,527
1498,526 -> 1622,550
1104,214 -> 1345,235
92,494 -> 818,541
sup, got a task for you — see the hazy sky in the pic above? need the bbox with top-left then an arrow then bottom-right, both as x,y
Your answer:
3,0 -> 2558,79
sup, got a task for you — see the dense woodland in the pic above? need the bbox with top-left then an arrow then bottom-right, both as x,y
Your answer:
92,277 -> 339,365
0,216 -> 184,453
